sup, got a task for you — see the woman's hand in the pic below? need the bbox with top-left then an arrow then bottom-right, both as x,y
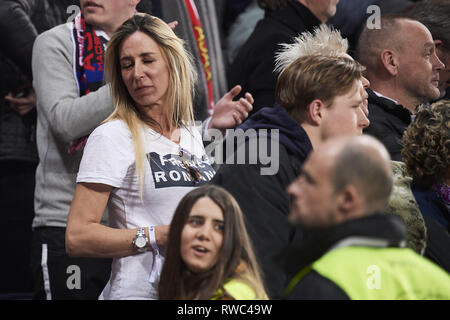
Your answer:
209,85 -> 254,130
168,20 -> 178,30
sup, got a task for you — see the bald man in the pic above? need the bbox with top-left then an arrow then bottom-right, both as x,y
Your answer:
405,0 -> 450,99
282,135 -> 450,300
356,15 -> 445,161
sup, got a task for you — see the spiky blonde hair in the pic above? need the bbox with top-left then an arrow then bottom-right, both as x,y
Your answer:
274,24 -> 349,74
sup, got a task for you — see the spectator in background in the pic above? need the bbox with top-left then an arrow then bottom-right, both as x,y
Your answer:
357,15 -> 444,161
405,0 -> 450,100
220,0 -> 264,66
228,0 -> 339,115
159,185 -> 268,300
283,135 -> 450,300
401,100 -> 450,272
0,0 -> 78,297
212,54 -> 368,298
31,0 -> 127,300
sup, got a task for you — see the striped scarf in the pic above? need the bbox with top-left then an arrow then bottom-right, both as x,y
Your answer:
68,13 -> 109,155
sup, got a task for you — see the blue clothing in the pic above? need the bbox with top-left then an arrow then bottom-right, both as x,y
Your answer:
238,104 -> 313,160
411,180 -> 450,272
412,181 -> 450,231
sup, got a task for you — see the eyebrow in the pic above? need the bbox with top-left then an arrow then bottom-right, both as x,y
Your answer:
189,215 -> 224,224
120,52 -> 156,61
423,43 -> 435,51
301,168 -> 316,184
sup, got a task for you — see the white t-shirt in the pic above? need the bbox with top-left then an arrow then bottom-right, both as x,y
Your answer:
77,120 -> 215,299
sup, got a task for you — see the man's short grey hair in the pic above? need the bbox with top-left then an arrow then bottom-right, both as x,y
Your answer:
274,24 -> 349,74
331,136 -> 393,214
404,0 -> 450,50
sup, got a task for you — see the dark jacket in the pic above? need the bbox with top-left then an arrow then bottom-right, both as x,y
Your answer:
279,214 -> 407,300
363,89 -> 412,161
211,104 -> 313,299
411,181 -> 450,272
227,0 -> 321,115
0,0 -> 77,162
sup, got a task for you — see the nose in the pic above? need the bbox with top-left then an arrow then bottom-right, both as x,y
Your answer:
196,223 -> 212,241
432,52 -> 445,71
133,61 -> 145,80
361,76 -> 370,89
358,106 -> 370,129
287,178 -> 300,198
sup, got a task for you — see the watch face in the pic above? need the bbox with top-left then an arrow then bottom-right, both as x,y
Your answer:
135,236 -> 147,248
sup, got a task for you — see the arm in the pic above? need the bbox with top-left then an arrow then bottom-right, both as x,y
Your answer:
0,0 -> 38,78
32,27 -> 114,143
66,182 -> 169,258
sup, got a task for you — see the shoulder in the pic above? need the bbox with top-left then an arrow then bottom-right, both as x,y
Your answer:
35,22 -> 72,45
33,22 -> 73,55
288,270 -> 349,300
222,278 -> 258,300
90,120 -> 132,140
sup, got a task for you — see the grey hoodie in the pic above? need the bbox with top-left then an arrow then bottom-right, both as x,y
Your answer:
32,23 -> 113,228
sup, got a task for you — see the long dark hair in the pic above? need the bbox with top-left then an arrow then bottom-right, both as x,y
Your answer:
158,185 -> 267,299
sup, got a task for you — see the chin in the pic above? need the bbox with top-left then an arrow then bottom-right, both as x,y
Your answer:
83,11 -> 103,25
430,89 -> 441,101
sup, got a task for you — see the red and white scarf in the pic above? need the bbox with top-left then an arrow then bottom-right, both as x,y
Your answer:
69,13 -> 109,155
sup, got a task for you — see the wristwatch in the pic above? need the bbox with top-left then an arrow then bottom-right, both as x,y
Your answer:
132,227 -> 149,253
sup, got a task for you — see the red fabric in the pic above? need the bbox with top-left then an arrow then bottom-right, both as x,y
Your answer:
184,0 -> 215,116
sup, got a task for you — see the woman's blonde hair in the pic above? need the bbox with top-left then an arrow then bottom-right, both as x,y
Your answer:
104,14 -> 196,196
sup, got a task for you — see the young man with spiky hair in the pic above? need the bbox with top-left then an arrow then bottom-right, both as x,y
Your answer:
212,54 -> 368,298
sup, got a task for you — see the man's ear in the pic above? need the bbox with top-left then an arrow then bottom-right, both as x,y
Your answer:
380,49 -> 399,76
307,99 -> 325,126
336,185 -> 362,222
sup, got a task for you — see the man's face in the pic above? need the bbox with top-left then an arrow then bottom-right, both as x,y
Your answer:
320,79 -> 369,140
310,0 -> 340,23
396,21 -> 445,104
435,44 -> 450,98
287,149 -> 338,228
81,0 -> 135,34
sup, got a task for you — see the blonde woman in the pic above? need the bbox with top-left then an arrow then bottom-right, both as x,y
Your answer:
66,14 -> 216,299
